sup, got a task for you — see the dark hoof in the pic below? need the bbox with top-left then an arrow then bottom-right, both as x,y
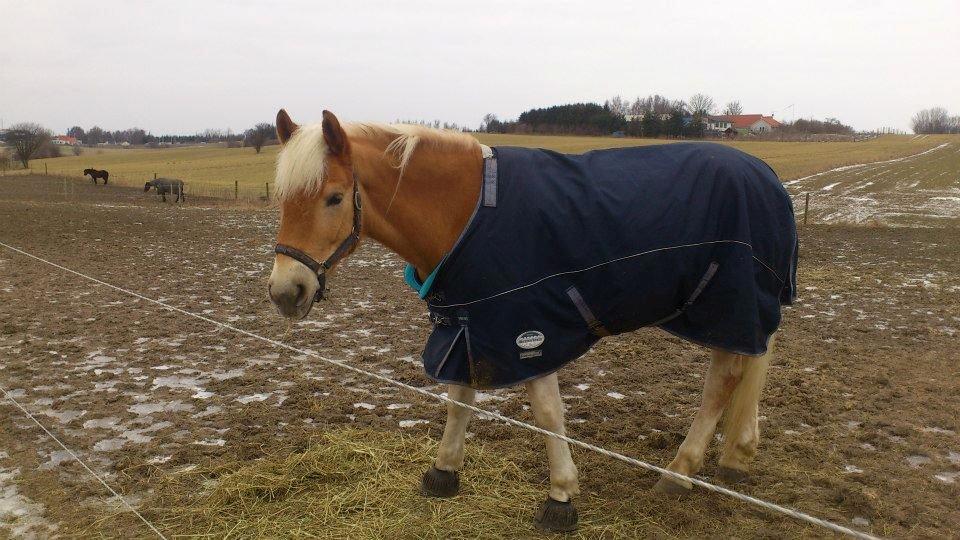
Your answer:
653,475 -> 692,496
534,497 -> 578,533
718,466 -> 750,484
420,466 -> 459,498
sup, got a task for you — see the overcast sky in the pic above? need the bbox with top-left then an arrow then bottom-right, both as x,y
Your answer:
2,1 -> 958,134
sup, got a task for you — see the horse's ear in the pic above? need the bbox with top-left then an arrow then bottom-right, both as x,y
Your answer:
321,110 -> 348,156
276,109 -> 299,145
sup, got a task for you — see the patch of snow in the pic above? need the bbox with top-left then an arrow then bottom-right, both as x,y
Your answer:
236,393 -> 272,404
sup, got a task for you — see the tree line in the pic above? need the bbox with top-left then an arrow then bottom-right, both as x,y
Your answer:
0,121 -> 280,169
911,107 -> 960,134
480,93 -> 854,138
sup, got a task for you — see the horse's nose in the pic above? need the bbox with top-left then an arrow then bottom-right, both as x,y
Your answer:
268,277 -> 310,317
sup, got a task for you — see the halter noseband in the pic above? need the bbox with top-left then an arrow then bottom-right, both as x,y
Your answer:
274,174 -> 362,302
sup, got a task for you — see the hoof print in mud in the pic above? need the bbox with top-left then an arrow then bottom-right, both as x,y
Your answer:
420,466 -> 460,498
653,476 -> 692,496
534,497 -> 578,533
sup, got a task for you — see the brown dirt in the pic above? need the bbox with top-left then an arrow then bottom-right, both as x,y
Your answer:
0,175 -> 958,538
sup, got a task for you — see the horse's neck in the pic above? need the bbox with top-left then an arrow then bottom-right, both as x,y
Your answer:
353,138 -> 482,277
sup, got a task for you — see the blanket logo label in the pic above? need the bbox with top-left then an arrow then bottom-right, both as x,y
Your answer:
516,330 -> 545,350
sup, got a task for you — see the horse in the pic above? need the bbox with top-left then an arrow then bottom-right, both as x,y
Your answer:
144,178 -> 185,202
83,168 -> 109,184
266,109 -> 798,532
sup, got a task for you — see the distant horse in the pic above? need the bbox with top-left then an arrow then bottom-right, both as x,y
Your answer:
267,109 -> 797,532
144,178 -> 185,202
84,168 -> 109,184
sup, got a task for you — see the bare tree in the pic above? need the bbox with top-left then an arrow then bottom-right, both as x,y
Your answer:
604,95 -> 629,118
5,123 -> 52,168
723,101 -> 743,115
244,123 -> 275,153
688,93 -> 715,115
911,107 -> 952,134
85,125 -> 105,145
480,113 -> 506,133
72,145 -> 83,156
0,151 -> 10,175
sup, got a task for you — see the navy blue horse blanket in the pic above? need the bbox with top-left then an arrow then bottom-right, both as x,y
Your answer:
407,143 -> 798,389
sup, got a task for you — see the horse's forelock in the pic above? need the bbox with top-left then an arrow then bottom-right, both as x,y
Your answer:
274,124 -> 329,203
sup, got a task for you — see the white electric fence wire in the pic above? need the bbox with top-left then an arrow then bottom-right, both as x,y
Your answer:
0,241 -> 880,540
0,384 -> 168,540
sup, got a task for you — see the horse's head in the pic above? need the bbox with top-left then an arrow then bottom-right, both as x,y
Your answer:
143,181 -> 152,192
84,168 -> 92,175
268,109 -> 359,319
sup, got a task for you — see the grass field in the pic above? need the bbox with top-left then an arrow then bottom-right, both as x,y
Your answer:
9,133 -> 955,199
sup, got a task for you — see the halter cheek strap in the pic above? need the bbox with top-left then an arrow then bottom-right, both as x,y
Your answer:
274,175 -> 362,302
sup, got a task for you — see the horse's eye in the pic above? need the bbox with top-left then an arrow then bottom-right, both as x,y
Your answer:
326,193 -> 344,206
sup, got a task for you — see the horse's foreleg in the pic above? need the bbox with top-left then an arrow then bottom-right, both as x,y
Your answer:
654,349 -> 743,494
527,372 -> 579,532
421,384 -> 475,498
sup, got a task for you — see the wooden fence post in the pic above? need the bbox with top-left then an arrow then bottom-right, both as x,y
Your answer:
265,182 -> 270,200
45,163 -> 48,175
154,172 -> 157,180
803,192 -> 810,227
235,180 -> 239,200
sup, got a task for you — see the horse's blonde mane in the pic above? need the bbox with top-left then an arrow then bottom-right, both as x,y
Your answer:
274,121 -> 478,203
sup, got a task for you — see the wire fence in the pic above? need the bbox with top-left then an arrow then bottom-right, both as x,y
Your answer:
1,166 -> 275,203
0,240 -> 882,540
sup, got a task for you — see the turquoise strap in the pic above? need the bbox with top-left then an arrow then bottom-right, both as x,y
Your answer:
404,262 -> 443,299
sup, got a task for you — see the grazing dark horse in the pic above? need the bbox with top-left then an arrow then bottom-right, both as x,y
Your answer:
144,178 -> 185,202
84,168 -> 109,184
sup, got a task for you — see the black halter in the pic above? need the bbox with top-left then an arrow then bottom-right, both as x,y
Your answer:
274,175 -> 362,302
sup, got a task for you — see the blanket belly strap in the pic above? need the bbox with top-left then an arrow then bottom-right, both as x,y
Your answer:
565,286 -> 611,337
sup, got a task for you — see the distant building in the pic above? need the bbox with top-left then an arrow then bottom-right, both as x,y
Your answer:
51,135 -> 79,145
707,114 -> 782,134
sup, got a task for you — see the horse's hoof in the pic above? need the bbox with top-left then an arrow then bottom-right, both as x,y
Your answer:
534,497 -> 578,533
718,466 -> 750,484
420,466 -> 459,498
653,475 -> 692,496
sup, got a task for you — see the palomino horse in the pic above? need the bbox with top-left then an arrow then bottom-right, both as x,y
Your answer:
267,110 -> 795,532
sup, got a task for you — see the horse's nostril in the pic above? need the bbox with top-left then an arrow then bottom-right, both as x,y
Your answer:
295,284 -> 305,304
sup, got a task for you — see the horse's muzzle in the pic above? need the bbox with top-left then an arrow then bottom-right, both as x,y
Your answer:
268,263 -> 319,319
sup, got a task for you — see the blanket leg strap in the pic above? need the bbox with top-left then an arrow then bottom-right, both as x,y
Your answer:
650,261 -> 720,327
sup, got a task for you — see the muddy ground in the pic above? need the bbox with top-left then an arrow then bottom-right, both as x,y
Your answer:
0,175 -> 958,538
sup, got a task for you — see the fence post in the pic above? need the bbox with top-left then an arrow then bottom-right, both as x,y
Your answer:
45,163 -> 48,175
235,180 -> 239,200
803,192 -> 810,227
154,172 -> 157,180
265,182 -> 269,200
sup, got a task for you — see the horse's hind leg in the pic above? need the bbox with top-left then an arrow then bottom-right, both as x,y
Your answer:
718,336 -> 773,482
654,349 -> 744,494
422,384 -> 475,498
527,372 -> 579,532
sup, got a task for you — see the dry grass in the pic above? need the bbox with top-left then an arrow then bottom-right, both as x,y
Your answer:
105,428 -> 674,539
474,133 -> 959,181
15,135 -> 957,199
